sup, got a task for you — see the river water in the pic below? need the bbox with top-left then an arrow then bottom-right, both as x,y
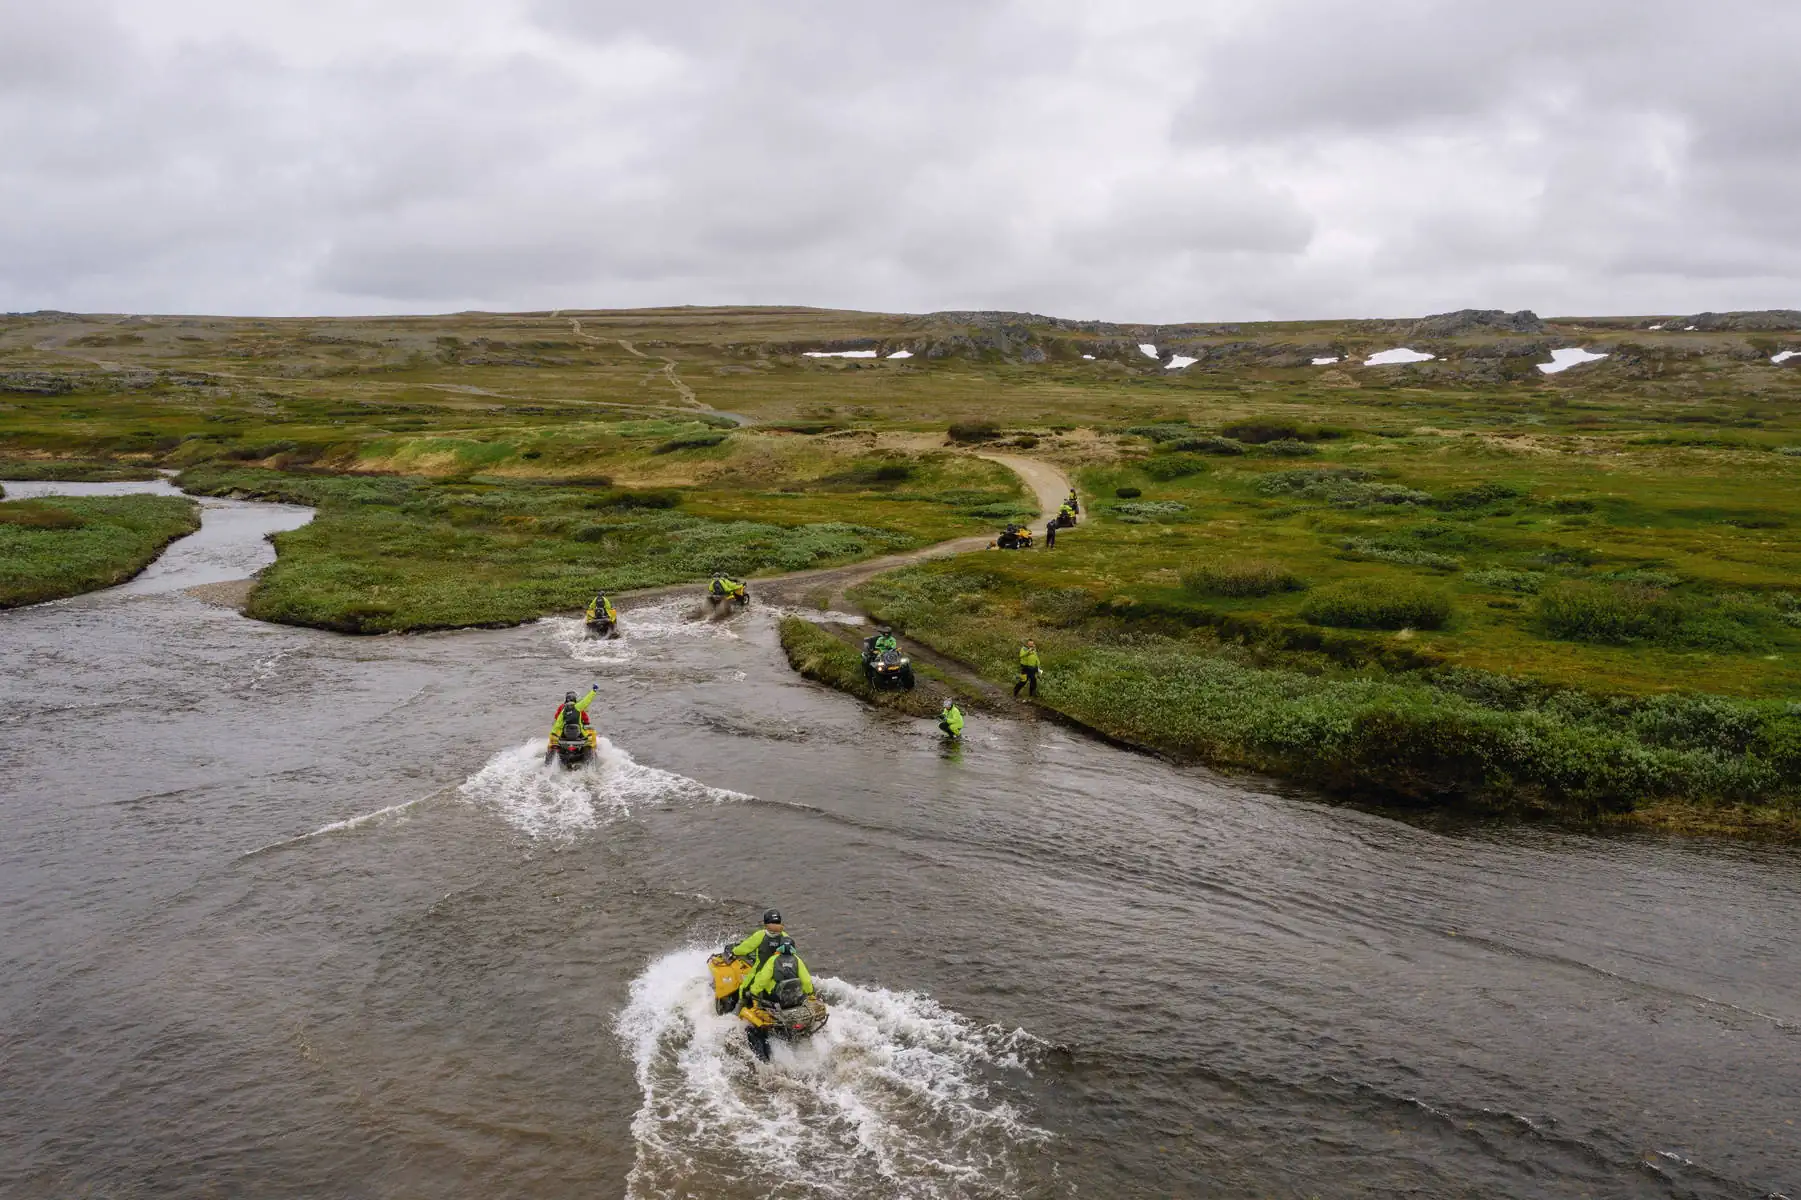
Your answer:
2,486 -> 1797,1199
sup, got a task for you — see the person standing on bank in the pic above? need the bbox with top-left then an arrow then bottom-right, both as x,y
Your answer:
1015,640 -> 1042,698
1044,519 -> 1057,549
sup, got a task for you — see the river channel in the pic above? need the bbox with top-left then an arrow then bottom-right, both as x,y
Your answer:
1,483 -> 1797,1199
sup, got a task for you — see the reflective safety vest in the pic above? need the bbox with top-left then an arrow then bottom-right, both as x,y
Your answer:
940,705 -> 964,736
745,951 -> 815,1006
1019,646 -> 1041,669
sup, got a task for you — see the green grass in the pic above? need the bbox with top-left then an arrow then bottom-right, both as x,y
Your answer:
179,466 -> 921,632
0,458 -> 164,481
0,495 -> 200,606
850,562 -> 1801,826
777,617 -> 942,716
1302,579 -> 1453,630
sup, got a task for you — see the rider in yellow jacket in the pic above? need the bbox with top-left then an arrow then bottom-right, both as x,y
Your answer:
585,592 -> 617,623
740,937 -> 816,1006
548,686 -> 599,748
726,909 -> 789,967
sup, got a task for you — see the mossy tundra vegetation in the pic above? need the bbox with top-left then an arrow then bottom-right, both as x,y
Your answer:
4,304 -> 1801,833
0,492 -> 199,607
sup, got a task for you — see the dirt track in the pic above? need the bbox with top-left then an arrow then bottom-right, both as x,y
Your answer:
616,452 -> 1073,611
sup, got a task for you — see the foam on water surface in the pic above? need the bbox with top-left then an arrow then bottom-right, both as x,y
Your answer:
544,601 -> 740,664
616,946 -> 1050,1200
458,740 -> 749,839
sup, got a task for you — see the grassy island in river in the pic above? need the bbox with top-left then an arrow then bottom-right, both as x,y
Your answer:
3,305 -> 1800,833
0,493 -> 200,607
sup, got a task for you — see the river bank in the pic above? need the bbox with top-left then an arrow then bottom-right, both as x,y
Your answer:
0,486 -> 200,607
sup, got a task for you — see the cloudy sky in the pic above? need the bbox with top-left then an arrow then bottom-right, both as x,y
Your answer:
3,0 -> 1797,321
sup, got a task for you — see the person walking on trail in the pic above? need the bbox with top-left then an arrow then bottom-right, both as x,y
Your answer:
939,698 -> 964,740
1015,641 -> 1042,698
1044,519 -> 1057,549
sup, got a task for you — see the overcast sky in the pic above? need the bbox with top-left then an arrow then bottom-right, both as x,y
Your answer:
3,0 -> 1797,321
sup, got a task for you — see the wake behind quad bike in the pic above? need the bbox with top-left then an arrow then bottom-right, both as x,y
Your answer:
709,952 -> 829,1062
862,645 -> 916,690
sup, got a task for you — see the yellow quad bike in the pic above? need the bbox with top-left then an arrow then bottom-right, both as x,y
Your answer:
708,952 -> 830,1062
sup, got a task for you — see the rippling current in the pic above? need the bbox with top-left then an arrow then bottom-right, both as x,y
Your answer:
2,487 -> 1798,1198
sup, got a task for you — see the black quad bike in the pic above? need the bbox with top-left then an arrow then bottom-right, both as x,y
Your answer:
862,644 -> 916,690
996,524 -> 1034,550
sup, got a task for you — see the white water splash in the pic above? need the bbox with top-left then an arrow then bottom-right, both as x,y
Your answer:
615,946 -> 1050,1200
544,601 -> 738,664
457,739 -> 749,839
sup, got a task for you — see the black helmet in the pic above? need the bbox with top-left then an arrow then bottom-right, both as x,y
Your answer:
878,626 -> 892,635
763,908 -> 782,925
565,691 -> 578,702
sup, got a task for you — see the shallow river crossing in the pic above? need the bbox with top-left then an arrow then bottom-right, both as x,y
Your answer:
2,484 -> 1798,1198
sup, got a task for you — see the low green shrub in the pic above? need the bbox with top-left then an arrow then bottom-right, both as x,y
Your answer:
1538,581 -> 1772,650
651,432 -> 728,454
1259,438 -> 1319,457
1113,501 -> 1189,519
1221,419 -> 1303,444
1439,482 -> 1523,509
1167,435 -> 1246,455
1302,579 -> 1453,629
1337,537 -> 1460,571
1140,454 -> 1208,480
0,501 -> 86,530
947,421 -> 1000,443
1468,568 -> 1544,594
1124,423 -> 1192,442
0,459 -> 163,482
1115,486 -> 1142,499
1256,468 -> 1431,508
1181,559 -> 1308,597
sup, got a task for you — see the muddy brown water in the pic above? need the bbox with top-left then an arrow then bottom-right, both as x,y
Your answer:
2,483 -> 1799,1199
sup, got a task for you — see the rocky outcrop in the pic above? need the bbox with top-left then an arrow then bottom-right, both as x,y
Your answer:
1671,310 -> 1801,332
1404,309 -> 1544,337
0,370 -> 77,394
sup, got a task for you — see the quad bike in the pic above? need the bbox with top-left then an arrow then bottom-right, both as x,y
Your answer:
996,524 -> 1034,550
862,645 -> 916,690
549,722 -> 596,769
708,952 -> 830,1063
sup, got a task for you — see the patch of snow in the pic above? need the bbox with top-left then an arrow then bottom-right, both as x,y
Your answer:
1647,323 -> 1664,330
1164,355 -> 1198,370
803,350 -> 878,358
1537,347 -> 1609,375
1138,343 -> 1159,359
1311,356 -> 1340,365
1774,350 -> 1800,364
1684,326 -> 1697,331
885,349 -> 912,359
1081,353 -> 1096,360
1362,347 -> 1435,366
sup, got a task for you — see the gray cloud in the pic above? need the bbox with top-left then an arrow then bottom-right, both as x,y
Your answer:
0,0 -> 1795,318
